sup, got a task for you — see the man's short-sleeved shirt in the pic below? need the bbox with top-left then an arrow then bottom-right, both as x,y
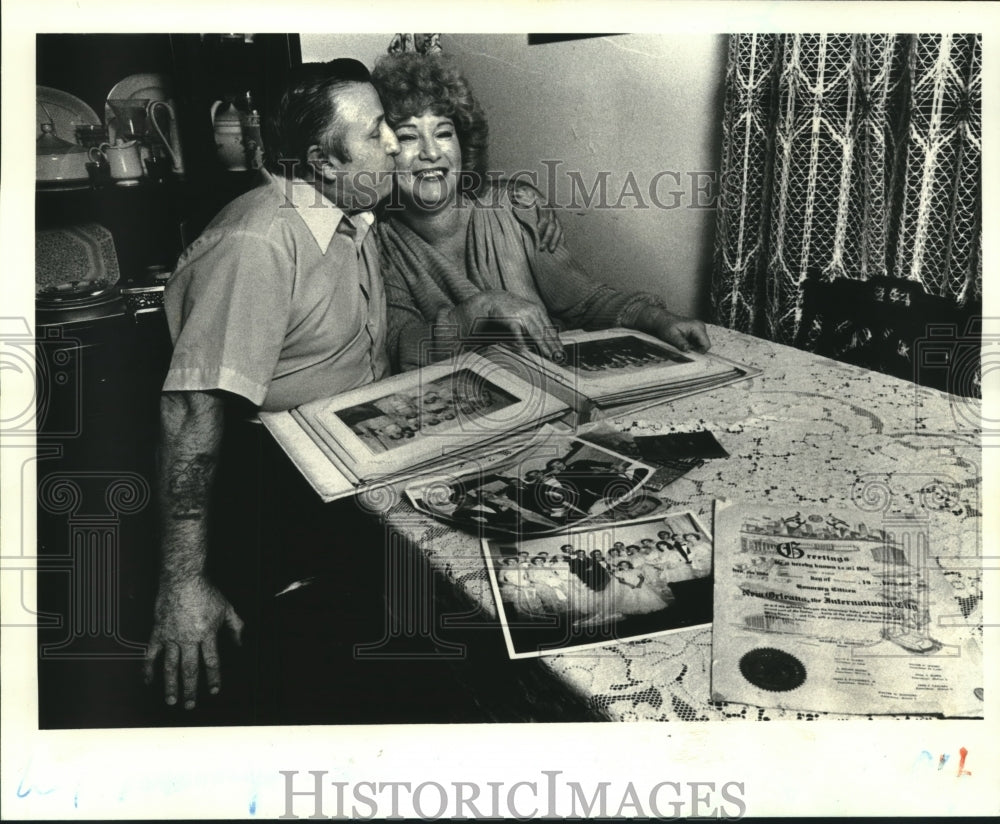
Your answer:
163,172 -> 389,411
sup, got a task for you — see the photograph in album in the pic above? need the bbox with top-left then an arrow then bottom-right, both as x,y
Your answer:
482,511 -> 713,659
565,334 -> 695,374
295,352 -> 568,481
504,327 -> 758,411
333,368 -> 521,455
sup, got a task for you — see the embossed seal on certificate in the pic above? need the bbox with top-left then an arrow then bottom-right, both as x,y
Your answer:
739,647 -> 807,692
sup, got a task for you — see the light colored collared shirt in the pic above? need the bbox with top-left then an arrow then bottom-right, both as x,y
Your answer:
163,171 -> 389,411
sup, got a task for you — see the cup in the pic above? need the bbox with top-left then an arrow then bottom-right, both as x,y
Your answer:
90,139 -> 144,182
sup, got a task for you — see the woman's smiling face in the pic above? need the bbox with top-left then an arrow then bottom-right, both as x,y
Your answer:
392,111 -> 462,210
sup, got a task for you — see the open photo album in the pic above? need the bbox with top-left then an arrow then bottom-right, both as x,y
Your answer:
260,328 -> 757,502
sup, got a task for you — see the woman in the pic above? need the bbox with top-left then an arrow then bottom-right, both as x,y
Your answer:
612,560 -> 672,615
527,554 -> 568,612
371,53 -> 710,372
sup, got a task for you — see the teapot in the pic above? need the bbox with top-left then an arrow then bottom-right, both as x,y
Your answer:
210,99 -> 249,171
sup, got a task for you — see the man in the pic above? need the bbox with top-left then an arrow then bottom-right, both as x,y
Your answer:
567,548 -> 611,593
143,59 -> 400,712
545,455 -> 634,515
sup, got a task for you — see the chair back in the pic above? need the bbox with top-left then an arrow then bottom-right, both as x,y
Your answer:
795,271 -> 981,397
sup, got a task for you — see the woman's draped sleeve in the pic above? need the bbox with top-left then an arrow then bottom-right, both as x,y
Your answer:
500,184 -> 668,330
375,182 -> 671,373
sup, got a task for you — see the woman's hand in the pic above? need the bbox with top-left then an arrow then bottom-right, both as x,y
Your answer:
445,290 -> 563,360
635,305 -> 711,353
508,179 -> 563,252
536,204 -> 563,252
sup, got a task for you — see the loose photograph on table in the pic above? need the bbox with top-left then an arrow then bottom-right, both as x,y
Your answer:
406,437 -> 655,536
575,422 -> 709,492
482,511 -> 713,658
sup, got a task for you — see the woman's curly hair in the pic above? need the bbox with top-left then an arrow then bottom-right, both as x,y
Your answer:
372,53 -> 490,184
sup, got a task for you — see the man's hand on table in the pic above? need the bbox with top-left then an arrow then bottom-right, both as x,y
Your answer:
144,575 -> 244,709
637,306 -> 711,353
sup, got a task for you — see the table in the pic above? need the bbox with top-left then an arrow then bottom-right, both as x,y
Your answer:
381,326 -> 983,722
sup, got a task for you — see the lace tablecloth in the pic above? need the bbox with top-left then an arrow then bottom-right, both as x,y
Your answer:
383,326 -> 983,721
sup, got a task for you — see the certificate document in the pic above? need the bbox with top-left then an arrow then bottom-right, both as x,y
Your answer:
711,504 -> 983,717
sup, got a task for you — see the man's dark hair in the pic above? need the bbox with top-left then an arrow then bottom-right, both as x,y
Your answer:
267,58 -> 372,177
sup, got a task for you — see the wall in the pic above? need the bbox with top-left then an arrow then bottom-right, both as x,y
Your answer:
300,33 -> 729,318
301,33 -> 391,68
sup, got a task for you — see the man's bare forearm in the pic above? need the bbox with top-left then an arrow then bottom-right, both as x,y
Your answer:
157,391 -> 225,586
147,390 -> 242,708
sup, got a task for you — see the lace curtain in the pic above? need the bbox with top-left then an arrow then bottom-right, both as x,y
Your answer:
711,34 -> 982,345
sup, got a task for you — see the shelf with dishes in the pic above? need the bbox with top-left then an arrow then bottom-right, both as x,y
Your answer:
35,72 -> 263,319
37,76 -> 186,191
37,71 -> 269,192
